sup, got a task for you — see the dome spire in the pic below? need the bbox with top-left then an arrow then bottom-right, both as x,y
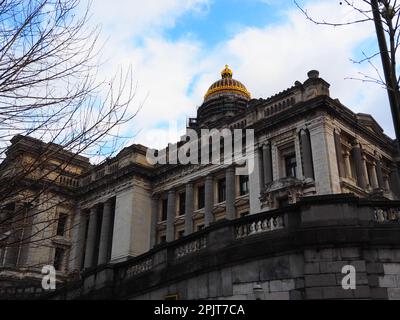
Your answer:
221,64 -> 233,79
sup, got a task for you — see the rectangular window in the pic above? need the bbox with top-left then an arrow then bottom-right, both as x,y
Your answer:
177,230 -> 185,239
239,175 -> 249,196
278,197 -> 289,208
197,185 -> 205,210
161,199 -> 168,221
218,179 -> 226,203
179,192 -> 186,216
54,247 -> 65,271
56,213 -> 68,237
284,154 -> 297,178
159,235 -> 166,244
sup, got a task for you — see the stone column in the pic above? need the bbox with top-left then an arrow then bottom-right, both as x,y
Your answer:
262,143 -> 273,184
226,167 -> 236,220
98,200 -> 113,265
390,166 -> 400,198
300,130 -> 314,179
369,161 -> 379,190
3,204 -> 24,267
184,184 -> 194,236
343,151 -> 352,179
375,157 -> 385,189
384,176 -> 391,191
362,155 -> 370,189
258,146 -> 265,189
150,196 -> 159,248
204,175 -> 214,227
308,119 -> 341,194
83,206 -> 98,269
166,190 -> 176,242
333,131 -> 345,178
351,142 -> 367,189
68,209 -> 87,271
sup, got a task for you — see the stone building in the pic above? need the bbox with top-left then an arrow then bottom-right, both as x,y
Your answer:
1,66 -> 400,300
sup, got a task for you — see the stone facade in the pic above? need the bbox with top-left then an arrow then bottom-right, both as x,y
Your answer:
1,67 -> 400,300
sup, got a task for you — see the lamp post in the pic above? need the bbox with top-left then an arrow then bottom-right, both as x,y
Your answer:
370,0 -> 400,154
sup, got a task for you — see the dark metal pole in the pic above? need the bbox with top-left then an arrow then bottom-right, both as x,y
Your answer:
371,0 -> 400,152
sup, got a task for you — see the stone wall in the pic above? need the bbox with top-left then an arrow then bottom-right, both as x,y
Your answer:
41,195 -> 400,300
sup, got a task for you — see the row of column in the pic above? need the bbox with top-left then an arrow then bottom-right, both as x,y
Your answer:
150,167 -> 237,246
82,199 -> 115,269
347,141 -> 387,191
258,129 -> 314,188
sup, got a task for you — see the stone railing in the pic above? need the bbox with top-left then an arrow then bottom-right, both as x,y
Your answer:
123,258 -> 153,279
374,207 -> 400,223
95,168 -> 106,180
42,195 -> 400,300
175,236 -> 207,259
235,214 -> 285,239
263,96 -> 296,118
108,162 -> 119,174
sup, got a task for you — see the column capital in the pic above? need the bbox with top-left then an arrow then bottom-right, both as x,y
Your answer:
185,181 -> 194,188
151,193 -> 161,200
89,206 -> 97,214
298,128 -> 308,135
262,141 -> 271,149
374,151 -> 383,161
226,165 -> 236,173
351,139 -> 360,148
103,198 -> 113,206
333,127 -> 342,134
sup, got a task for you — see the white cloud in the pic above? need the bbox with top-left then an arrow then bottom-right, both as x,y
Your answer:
88,0 -> 395,151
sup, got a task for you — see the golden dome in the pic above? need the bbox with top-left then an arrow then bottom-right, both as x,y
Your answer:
204,65 -> 251,102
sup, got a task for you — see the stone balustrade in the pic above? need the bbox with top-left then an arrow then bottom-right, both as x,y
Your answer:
374,207 -> 400,223
40,195 -> 400,300
124,258 -> 153,279
175,236 -> 207,259
235,214 -> 285,239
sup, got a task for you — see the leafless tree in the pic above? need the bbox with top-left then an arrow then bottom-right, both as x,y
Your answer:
296,1 -> 399,84
0,0 -> 138,270
295,0 -> 400,157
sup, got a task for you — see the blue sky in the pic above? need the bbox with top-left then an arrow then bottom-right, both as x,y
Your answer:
166,0 -> 290,46
89,0 -> 392,150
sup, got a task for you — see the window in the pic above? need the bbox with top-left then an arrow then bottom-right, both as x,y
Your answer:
278,197 -> 289,208
54,247 -> 65,271
284,154 -> 297,178
165,294 -> 180,300
159,235 -> 166,244
161,199 -> 168,221
177,230 -> 185,239
197,185 -> 205,210
218,179 -> 226,203
56,213 -> 68,237
239,175 -> 249,196
179,192 -> 186,216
